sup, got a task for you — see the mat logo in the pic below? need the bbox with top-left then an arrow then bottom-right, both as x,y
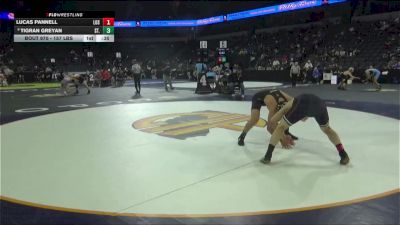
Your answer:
133,110 -> 266,140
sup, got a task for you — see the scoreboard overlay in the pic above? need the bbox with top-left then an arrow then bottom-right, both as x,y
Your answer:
13,12 -> 114,42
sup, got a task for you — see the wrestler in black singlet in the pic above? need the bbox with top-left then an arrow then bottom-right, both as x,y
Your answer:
340,72 -> 350,84
238,89 -> 298,146
283,94 -> 329,127
251,89 -> 287,111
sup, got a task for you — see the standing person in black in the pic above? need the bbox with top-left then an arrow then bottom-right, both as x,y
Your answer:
238,89 -> 298,148
290,62 -> 301,87
162,60 -> 174,91
131,59 -> 142,94
261,94 -> 350,165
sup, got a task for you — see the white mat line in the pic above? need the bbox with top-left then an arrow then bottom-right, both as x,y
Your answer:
116,159 -> 257,213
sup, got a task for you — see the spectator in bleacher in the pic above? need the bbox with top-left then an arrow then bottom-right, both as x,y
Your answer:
206,67 -> 216,90
2,65 -> 14,85
394,60 -> 400,70
272,59 -> 280,70
0,68 -> 7,86
16,64 -> 25,83
387,57 -> 397,69
312,67 -> 322,84
32,65 -> 39,82
212,64 -> 222,82
145,61 -> 152,79
281,55 -> 288,68
45,66 -> 52,82
149,60 -> 157,80
111,66 -> 118,87
170,60 -> 178,79
101,68 -> 111,87
195,60 -> 207,78
228,64 -> 245,98
290,61 -> 301,87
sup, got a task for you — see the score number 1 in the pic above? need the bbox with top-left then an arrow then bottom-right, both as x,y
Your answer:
102,18 -> 114,26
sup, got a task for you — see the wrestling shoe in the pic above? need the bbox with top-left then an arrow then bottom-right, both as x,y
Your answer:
260,157 -> 271,164
260,151 -> 273,164
339,151 -> 350,165
238,136 -> 245,146
238,132 -> 246,146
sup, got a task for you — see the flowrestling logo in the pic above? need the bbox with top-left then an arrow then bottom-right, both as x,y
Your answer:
133,111 -> 267,140
278,0 -> 318,11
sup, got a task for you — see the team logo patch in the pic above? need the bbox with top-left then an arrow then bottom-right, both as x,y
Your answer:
133,110 -> 267,139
